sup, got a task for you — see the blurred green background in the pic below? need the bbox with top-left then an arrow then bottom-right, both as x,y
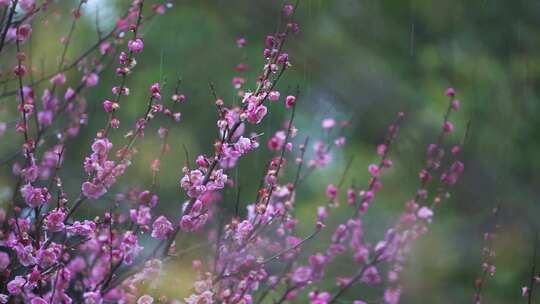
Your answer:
1,0 -> 540,303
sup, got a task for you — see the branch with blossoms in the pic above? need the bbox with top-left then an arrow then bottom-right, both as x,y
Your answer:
0,1 -> 515,304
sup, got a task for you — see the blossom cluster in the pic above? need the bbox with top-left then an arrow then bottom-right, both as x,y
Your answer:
0,1 -> 521,304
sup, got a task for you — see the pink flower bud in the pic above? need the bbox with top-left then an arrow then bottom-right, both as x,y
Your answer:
268,91 -> 280,101
326,184 -> 337,199
282,4 -> 294,17
377,144 -> 387,156
84,73 -> 99,87
442,121 -> 454,133
451,145 -> 461,155
64,87 -> 75,101
236,37 -> 247,48
265,35 -> 275,47
103,100 -> 116,113
322,118 -> 336,129
285,95 -> 296,108
128,38 -> 144,53
368,164 -> 379,177
451,99 -> 460,110
50,73 -> 66,85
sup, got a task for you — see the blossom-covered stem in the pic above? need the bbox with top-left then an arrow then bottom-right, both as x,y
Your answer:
0,0 -> 18,55
473,206 -> 500,304
353,112 -> 404,216
427,121 -> 469,212
10,38 -> 33,235
65,91 -> 157,223
260,0 -> 299,91
412,93 -> 457,207
15,40 -> 29,143
104,0 -> 144,135
253,102 -> 296,224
